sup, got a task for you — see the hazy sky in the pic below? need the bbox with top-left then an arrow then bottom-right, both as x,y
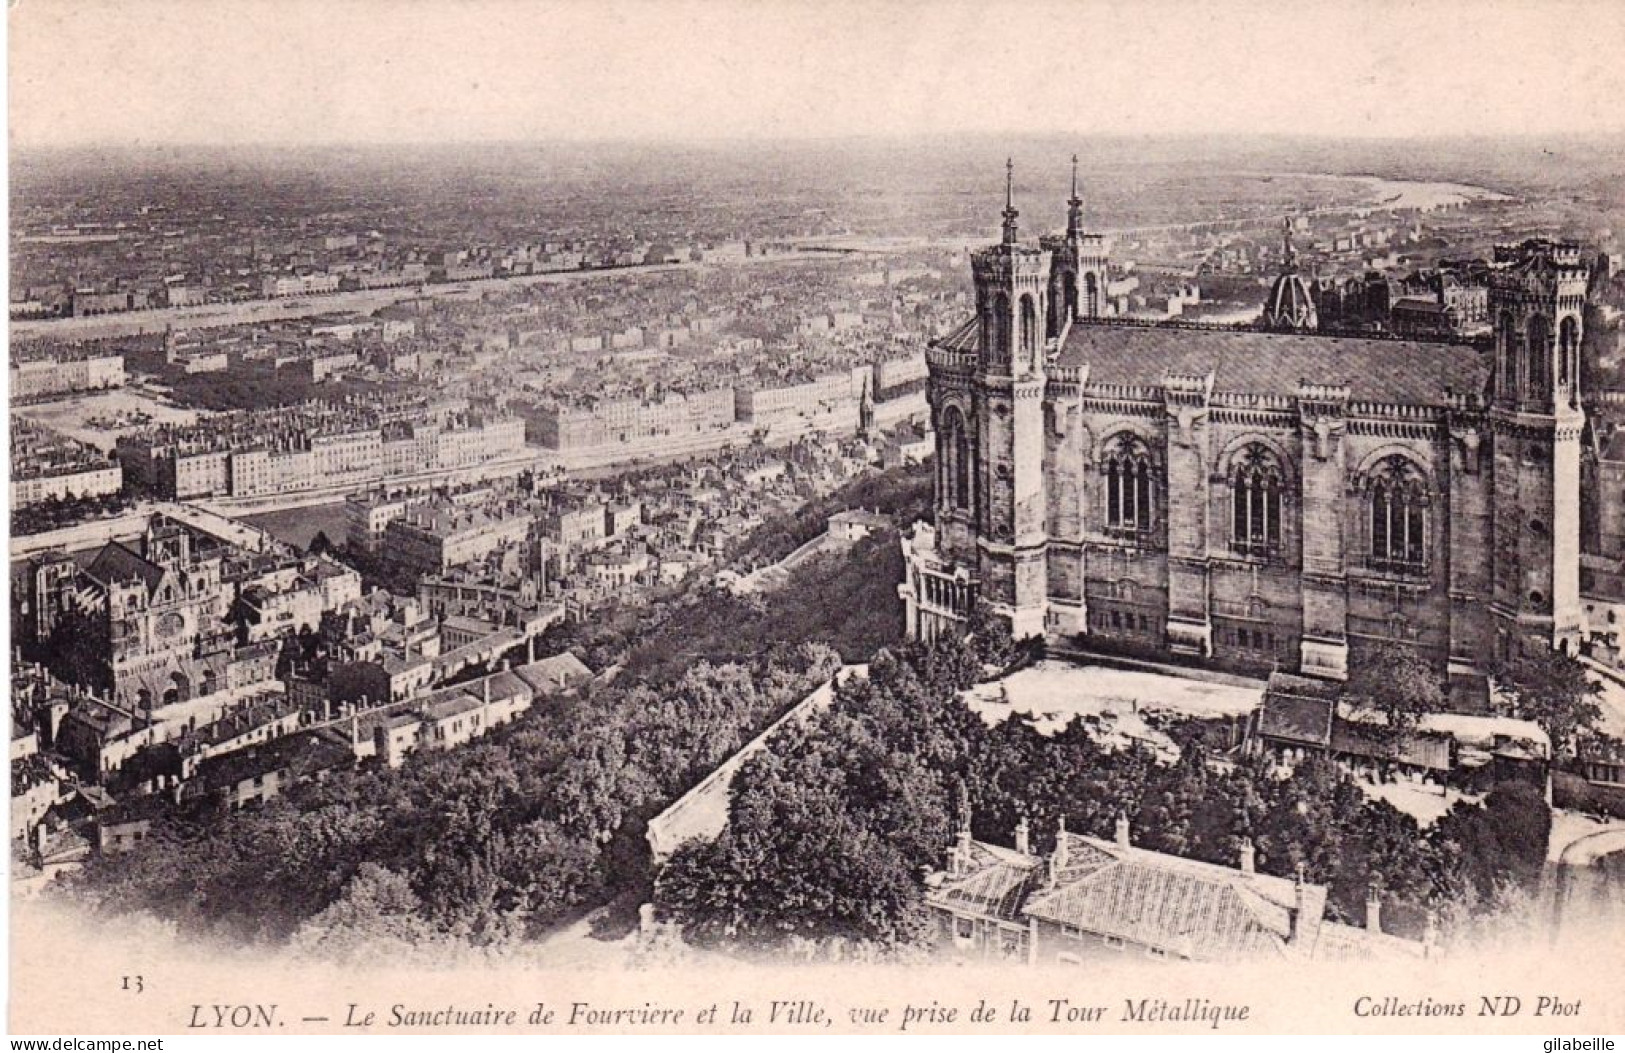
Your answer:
11,0 -> 1625,147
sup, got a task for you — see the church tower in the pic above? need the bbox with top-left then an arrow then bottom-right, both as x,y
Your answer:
1044,155 -> 1111,333
1488,238 -> 1588,658
969,160 -> 1051,638
1263,218 -> 1318,330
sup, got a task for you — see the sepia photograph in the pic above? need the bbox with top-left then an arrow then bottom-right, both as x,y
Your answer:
6,0 -> 1625,1039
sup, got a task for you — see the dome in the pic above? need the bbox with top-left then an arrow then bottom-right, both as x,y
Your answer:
1264,271 -> 1318,330
1262,217 -> 1318,330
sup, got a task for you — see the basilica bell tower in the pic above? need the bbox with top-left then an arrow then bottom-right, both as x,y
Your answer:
1043,154 -> 1110,334
1488,239 -> 1588,658
968,160 -> 1050,638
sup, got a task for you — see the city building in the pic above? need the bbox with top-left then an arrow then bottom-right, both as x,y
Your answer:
927,814 -> 1424,965
344,490 -> 431,553
116,399 -> 529,500
10,420 -> 123,507
1247,672 -> 1550,796
382,501 -> 532,576
9,350 -> 126,401
523,388 -> 738,451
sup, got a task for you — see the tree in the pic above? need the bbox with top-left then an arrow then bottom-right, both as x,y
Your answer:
308,530 -> 335,556
1431,780 -> 1551,905
965,601 -> 1021,672
289,863 -> 443,964
653,682 -> 947,956
655,788 -> 932,954
1342,641 -> 1446,745
1490,648 -> 1603,754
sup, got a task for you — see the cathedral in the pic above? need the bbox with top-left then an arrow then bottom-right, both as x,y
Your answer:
900,160 -> 1592,699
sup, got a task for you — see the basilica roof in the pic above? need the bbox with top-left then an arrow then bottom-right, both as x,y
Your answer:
1053,321 -> 1488,406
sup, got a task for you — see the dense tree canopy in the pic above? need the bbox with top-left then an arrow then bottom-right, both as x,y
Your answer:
12,490 -> 132,537
55,642 -> 843,954
1490,649 -> 1604,754
656,632 -> 1559,957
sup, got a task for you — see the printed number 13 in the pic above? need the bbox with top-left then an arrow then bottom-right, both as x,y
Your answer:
122,976 -> 144,993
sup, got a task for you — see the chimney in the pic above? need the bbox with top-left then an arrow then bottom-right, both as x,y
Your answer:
482,676 -> 491,704
1239,838 -> 1256,875
1365,880 -> 1383,933
1049,815 -> 1070,886
1288,864 -> 1307,945
1015,815 -> 1031,856
1115,812 -> 1131,849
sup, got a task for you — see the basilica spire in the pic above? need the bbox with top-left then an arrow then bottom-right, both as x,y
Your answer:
1066,153 -> 1083,236
1280,216 -> 1298,275
1001,157 -> 1019,245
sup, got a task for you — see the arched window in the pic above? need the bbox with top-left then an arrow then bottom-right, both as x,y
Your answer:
1560,316 -> 1579,389
989,293 -> 1010,361
1368,456 -> 1429,573
1019,294 -> 1038,362
1084,272 -> 1099,317
940,407 -> 971,511
1064,273 -> 1079,323
1103,435 -> 1155,538
953,421 -> 970,511
1498,309 -> 1518,397
1527,315 -> 1551,398
1230,444 -> 1284,557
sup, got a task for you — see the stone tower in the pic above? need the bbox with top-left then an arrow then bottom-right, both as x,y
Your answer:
969,160 -> 1051,638
1043,154 -> 1111,332
1488,238 -> 1588,658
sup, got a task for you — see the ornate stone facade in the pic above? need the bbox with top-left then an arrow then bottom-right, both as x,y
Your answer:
901,171 -> 1590,695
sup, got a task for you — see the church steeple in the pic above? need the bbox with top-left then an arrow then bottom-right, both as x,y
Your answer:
1280,217 -> 1298,275
1066,153 -> 1083,237
1001,157 -> 1019,245
1045,151 -> 1110,323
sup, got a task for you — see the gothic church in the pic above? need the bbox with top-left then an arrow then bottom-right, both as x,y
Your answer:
900,160 -> 1591,698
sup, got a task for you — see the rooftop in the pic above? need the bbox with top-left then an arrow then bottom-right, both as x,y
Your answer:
936,316 -> 1489,406
1057,320 -> 1487,405
514,653 -> 593,695
1021,831 -> 1327,960
423,692 -> 485,722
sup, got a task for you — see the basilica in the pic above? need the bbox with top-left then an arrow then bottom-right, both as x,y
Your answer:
900,161 -> 1593,699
